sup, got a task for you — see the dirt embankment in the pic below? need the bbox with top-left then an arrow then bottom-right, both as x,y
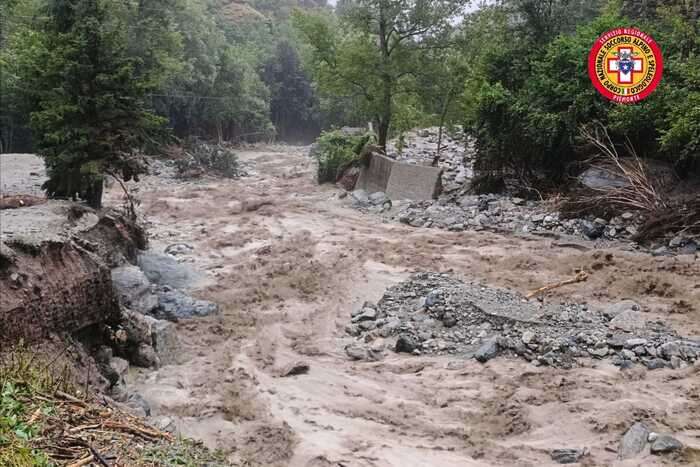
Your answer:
0,201 -> 146,346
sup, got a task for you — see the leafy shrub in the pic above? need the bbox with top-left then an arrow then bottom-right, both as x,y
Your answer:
175,140 -> 244,179
464,2 -> 700,188
312,130 -> 374,183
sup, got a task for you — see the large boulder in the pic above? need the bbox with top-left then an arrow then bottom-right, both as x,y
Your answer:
137,252 -> 202,289
111,265 -> 158,314
156,288 -> 219,320
579,167 -> 628,190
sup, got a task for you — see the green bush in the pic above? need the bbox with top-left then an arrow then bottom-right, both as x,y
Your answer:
176,141 -> 243,179
463,2 -> 700,187
312,130 -> 373,183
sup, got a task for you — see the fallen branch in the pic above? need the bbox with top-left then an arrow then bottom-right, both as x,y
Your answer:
526,271 -> 589,299
67,453 -> 94,467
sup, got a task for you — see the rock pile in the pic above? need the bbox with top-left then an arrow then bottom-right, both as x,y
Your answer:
112,251 -> 218,322
386,127 -> 474,192
396,195 -> 698,254
345,273 -> 700,369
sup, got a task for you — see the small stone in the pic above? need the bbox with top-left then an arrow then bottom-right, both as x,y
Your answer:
604,300 -> 641,319
659,341 -> 681,358
395,334 -> 421,354
609,310 -> 646,332
126,393 -> 151,417
618,422 -> 649,459
650,435 -> 683,454
550,448 -> 586,464
522,331 -> 535,345
512,197 -> 525,206
588,346 -> 609,358
678,241 -> 698,255
621,212 -> 635,221
424,290 -> 441,307
474,337 -> 500,363
442,312 -> 457,328
153,416 -> 176,433
624,338 -> 648,348
345,343 -> 369,361
280,361 -> 310,377
648,432 -> 658,442
645,358 -> 667,370
669,235 -> 685,248
352,307 -> 378,323
621,349 -> 636,360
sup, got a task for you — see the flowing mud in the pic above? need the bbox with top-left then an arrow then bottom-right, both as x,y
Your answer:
107,147 -> 699,466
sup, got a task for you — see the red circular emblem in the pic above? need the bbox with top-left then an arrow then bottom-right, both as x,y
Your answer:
588,28 -> 663,104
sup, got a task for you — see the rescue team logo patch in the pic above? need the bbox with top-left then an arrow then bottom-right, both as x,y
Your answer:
588,28 -> 663,104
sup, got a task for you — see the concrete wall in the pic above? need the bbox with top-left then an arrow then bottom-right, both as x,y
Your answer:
357,153 -> 394,194
356,153 -> 442,201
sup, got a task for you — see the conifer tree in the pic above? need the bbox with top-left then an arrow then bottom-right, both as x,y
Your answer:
30,0 -> 163,208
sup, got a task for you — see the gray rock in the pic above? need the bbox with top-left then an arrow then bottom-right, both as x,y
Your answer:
442,312 -> 458,328
156,289 -> 219,320
127,393 -> 151,417
351,189 -> 370,206
618,422 -> 649,459
669,235 -> 686,248
522,331 -> 536,345
581,220 -> 605,239
280,361 -> 310,377
645,358 -> 668,370
111,265 -> 158,314
395,334 -> 421,354
678,241 -> 698,255
588,346 -> 609,358
475,337 -> 500,363
580,167 -> 628,190
425,290 -> 441,307
137,252 -> 202,289
345,343 -> 369,361
352,307 -> 378,323
624,338 -> 648,348
609,310 -> 646,332
151,319 -> 180,366
604,300 -> 641,319
650,435 -> 683,454
132,343 -> 160,368
153,416 -> 176,433
164,243 -> 194,256
109,357 -> 129,383
550,448 -> 586,464
659,341 -> 681,358
368,192 -> 389,206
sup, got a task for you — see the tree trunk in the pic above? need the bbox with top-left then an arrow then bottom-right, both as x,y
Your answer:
377,4 -> 392,152
377,117 -> 390,150
434,87 -> 454,166
85,179 -> 103,209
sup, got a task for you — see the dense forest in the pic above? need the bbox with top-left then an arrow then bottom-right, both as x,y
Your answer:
1,0 -> 699,203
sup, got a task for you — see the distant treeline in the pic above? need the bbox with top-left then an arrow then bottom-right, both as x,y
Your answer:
0,0 -> 329,153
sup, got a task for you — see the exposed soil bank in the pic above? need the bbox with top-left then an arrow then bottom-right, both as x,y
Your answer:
0,200 -> 144,346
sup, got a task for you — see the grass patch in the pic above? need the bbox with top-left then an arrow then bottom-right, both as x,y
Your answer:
0,344 -> 232,466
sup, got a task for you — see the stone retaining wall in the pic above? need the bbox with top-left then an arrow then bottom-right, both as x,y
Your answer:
356,153 -> 442,200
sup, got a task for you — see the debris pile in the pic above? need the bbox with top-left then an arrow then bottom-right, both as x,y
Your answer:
345,273 -> 700,369
386,127 -> 474,192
